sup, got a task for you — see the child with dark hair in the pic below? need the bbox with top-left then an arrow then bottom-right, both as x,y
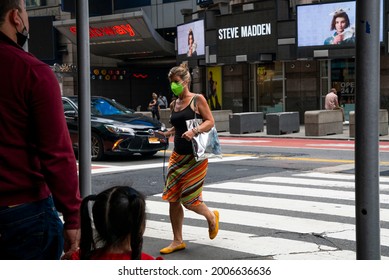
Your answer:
70,186 -> 160,260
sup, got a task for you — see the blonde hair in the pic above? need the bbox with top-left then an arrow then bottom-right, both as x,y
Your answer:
168,63 -> 191,84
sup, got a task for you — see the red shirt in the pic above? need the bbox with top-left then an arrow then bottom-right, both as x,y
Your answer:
0,31 -> 81,229
70,250 -> 162,260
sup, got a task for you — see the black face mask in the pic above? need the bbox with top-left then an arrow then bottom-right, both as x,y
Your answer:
16,27 -> 28,47
15,13 -> 29,47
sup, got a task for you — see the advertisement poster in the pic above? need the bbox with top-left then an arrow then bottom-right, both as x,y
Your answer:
297,0 -> 383,47
177,20 -> 205,57
206,66 -> 222,110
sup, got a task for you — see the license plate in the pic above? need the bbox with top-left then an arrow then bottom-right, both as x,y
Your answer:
148,137 -> 160,144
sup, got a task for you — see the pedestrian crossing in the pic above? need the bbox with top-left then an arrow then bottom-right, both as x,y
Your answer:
144,171 -> 389,260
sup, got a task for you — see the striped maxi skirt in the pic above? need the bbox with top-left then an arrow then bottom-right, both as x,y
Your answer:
162,151 -> 208,206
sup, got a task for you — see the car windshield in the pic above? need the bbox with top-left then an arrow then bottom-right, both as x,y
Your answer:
71,97 -> 133,116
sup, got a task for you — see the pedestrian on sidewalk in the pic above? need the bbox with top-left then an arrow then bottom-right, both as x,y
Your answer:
0,0 -> 81,260
158,93 -> 168,109
157,63 -> 219,255
148,92 -> 160,120
70,186 -> 161,260
325,88 -> 345,121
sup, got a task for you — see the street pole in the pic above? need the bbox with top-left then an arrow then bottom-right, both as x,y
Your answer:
76,0 -> 92,197
355,0 -> 381,259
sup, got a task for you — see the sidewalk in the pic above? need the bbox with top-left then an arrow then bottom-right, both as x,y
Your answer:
218,123 -> 389,141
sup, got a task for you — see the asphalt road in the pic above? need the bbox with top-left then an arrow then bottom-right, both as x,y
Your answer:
87,137 -> 389,260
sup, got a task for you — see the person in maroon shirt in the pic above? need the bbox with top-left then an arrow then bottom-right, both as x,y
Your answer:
0,0 -> 81,259
71,186 -> 161,260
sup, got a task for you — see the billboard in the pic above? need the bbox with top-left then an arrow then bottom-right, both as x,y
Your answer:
297,0 -> 383,48
177,20 -> 205,58
216,9 -> 277,58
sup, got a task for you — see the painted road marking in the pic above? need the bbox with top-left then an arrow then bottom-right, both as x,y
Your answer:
252,176 -> 389,190
219,137 -> 389,152
144,172 -> 389,259
206,182 -> 389,204
88,156 -> 253,174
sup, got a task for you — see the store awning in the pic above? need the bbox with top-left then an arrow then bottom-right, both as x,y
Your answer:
53,10 -> 175,61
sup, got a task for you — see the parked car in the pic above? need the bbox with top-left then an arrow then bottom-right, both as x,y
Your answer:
62,96 -> 168,160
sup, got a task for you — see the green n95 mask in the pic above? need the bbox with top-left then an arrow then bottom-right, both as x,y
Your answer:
171,82 -> 184,96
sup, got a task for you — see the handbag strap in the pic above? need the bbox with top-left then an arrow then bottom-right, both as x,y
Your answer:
192,94 -> 199,121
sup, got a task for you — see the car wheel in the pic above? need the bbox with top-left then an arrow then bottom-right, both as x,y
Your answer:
141,151 -> 158,157
91,132 -> 104,161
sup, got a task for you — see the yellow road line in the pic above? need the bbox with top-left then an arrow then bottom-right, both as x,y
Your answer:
161,151 -> 389,165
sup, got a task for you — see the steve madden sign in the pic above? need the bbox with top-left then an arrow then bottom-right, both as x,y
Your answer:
218,23 -> 272,40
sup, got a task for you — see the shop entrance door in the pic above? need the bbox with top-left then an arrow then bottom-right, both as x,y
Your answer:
331,58 -> 356,121
249,62 -> 284,114
320,59 -> 355,121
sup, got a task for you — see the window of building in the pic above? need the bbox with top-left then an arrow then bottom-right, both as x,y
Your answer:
331,58 -> 355,105
163,0 -> 187,3
26,0 -> 45,7
114,0 -> 151,10
250,62 -> 284,114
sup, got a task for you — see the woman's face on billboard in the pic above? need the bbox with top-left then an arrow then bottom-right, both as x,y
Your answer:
335,17 -> 347,33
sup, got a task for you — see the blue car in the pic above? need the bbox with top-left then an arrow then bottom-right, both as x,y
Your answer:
62,96 -> 168,160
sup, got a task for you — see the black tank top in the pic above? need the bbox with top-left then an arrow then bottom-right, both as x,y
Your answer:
170,96 -> 201,155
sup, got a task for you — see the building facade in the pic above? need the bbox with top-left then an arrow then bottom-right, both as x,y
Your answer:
26,0 -> 389,122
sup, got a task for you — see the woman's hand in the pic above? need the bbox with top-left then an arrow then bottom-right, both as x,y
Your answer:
182,128 -> 197,141
333,34 -> 344,44
156,129 -> 175,139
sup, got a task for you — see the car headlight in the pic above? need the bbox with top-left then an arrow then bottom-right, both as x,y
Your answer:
160,123 -> 167,131
105,124 -> 135,135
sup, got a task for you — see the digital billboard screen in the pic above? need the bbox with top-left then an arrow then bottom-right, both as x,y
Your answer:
177,19 -> 205,58
297,0 -> 383,48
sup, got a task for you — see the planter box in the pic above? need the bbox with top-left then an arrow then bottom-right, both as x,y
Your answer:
229,112 -> 264,134
266,112 -> 300,135
349,109 -> 388,137
213,110 -> 232,132
304,110 -> 343,136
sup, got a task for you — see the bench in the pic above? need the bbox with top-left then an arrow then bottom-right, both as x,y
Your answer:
229,112 -> 264,134
304,110 -> 343,136
349,109 -> 389,137
266,112 -> 300,135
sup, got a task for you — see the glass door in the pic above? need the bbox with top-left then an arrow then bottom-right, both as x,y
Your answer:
250,62 -> 284,114
331,58 -> 356,121
319,60 -> 330,110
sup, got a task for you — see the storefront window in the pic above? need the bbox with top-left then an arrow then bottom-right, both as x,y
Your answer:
331,59 -> 355,104
255,62 -> 283,114
331,58 -> 355,121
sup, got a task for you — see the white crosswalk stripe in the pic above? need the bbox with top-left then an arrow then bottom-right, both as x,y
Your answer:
144,172 -> 389,259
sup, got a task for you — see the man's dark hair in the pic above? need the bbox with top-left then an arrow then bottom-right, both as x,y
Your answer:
0,0 -> 22,25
